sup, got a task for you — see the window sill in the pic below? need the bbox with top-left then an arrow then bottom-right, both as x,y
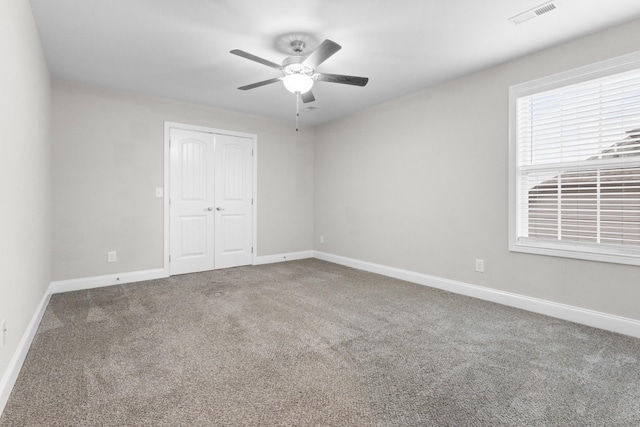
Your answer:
509,239 -> 640,267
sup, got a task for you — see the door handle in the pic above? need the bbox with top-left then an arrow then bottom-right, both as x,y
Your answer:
205,207 -> 213,211
216,207 -> 225,211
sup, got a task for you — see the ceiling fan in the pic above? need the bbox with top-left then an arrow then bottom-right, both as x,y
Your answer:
230,39 -> 369,105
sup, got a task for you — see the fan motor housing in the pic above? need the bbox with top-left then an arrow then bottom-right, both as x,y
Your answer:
282,57 -> 314,76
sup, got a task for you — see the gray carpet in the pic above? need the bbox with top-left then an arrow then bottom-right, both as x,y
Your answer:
1,259 -> 639,426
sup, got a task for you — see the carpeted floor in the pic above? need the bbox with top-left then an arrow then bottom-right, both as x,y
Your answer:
1,259 -> 639,426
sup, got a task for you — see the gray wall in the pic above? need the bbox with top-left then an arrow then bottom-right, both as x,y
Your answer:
314,18 -> 640,321
52,81 -> 314,280
0,0 -> 51,382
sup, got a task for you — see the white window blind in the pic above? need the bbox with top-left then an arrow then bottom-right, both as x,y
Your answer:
510,56 -> 640,265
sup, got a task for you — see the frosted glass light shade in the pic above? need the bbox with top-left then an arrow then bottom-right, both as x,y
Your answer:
283,74 -> 313,94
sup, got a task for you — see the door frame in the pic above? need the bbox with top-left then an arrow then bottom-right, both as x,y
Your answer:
163,121 -> 258,276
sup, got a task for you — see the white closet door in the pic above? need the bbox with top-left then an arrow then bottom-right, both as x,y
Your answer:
214,134 -> 254,269
169,129 -> 215,275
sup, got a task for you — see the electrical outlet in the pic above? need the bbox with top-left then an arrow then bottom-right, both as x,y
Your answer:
475,259 -> 485,273
320,235 -> 325,244
155,187 -> 163,197
1,319 -> 6,348
108,251 -> 117,263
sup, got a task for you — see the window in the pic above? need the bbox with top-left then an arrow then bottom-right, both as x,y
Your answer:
509,52 -> 640,266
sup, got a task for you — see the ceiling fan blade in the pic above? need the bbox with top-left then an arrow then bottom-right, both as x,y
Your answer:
315,73 -> 369,86
300,90 -> 315,103
238,77 -> 282,90
303,39 -> 341,68
230,49 -> 282,70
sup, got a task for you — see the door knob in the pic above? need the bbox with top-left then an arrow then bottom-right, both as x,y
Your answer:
205,207 -> 213,211
216,207 -> 225,211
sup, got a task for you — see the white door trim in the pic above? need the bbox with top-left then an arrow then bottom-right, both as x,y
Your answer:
163,121 -> 257,276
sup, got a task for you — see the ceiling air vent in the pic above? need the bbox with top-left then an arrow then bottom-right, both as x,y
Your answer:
509,1 -> 559,25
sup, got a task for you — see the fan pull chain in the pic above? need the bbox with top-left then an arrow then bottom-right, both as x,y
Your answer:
295,92 -> 300,132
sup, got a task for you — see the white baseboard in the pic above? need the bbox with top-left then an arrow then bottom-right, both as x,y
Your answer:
49,268 -> 167,294
313,251 -> 640,339
254,250 -> 314,265
0,251 -> 640,420
3,252 -> 637,418
0,289 -> 51,415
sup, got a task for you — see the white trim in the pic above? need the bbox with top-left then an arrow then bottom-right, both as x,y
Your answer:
313,251 -> 640,339
254,250 -> 314,265
511,49 -> 640,97
3,252 -> 638,416
163,122 -> 171,278
252,139 -> 258,264
510,240 -> 640,267
164,122 -> 258,273
0,290 -> 51,415
49,268 -> 166,294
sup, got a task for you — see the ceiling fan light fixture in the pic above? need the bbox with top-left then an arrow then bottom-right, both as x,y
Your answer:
283,74 -> 314,94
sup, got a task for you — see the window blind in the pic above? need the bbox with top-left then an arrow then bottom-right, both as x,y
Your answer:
514,68 -> 640,257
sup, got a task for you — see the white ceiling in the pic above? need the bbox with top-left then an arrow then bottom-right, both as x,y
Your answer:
28,0 -> 640,126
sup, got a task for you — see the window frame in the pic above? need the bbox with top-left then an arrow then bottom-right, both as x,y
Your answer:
509,50 -> 640,266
